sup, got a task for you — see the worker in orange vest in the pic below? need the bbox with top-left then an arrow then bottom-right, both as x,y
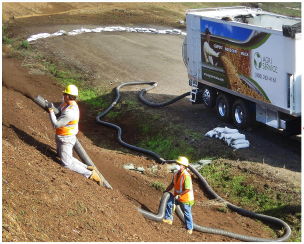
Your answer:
163,156 -> 194,234
45,85 -> 102,185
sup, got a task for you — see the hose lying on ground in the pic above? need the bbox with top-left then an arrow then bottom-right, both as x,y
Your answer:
96,81 -> 291,242
96,81 -> 176,165
33,95 -> 112,189
135,192 -> 171,222
138,82 -> 190,107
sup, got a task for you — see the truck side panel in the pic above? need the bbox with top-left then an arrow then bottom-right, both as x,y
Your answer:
186,13 -> 301,116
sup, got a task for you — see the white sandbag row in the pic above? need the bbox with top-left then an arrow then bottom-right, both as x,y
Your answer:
205,127 -> 250,149
27,26 -> 187,42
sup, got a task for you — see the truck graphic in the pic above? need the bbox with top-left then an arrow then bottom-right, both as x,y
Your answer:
183,6 -> 301,135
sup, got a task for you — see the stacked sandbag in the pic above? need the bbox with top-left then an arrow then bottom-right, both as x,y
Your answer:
205,127 -> 249,149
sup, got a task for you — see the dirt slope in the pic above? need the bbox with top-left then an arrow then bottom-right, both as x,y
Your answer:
2,2 -> 301,242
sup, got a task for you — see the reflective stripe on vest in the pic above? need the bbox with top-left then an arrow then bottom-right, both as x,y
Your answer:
56,101 -> 79,136
174,170 -> 194,202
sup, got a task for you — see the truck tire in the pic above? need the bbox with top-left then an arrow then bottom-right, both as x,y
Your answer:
216,93 -> 233,122
232,99 -> 252,129
202,86 -> 216,108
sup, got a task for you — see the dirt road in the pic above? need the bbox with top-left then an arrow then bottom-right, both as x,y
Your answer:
27,24 -> 189,95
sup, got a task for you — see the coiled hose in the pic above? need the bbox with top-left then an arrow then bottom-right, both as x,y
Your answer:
33,95 -> 112,189
96,81 -> 291,242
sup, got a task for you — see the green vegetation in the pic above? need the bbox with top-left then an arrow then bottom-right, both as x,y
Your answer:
67,209 -> 74,216
19,40 -> 30,49
218,206 -> 229,213
2,25 -> 12,44
200,162 -> 301,241
139,133 -> 195,160
75,201 -> 88,214
149,181 -> 166,191
200,163 -> 282,212
136,116 -> 202,160
38,58 -> 108,110
3,25 -> 31,49
257,2 -> 301,17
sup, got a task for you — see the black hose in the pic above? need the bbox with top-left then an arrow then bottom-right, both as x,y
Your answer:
96,81 -> 179,164
135,192 -> 171,222
138,82 -> 190,107
33,95 -> 112,189
96,81 -> 292,242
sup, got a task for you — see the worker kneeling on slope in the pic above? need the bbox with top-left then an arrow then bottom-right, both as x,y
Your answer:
163,156 -> 194,234
45,85 -> 102,185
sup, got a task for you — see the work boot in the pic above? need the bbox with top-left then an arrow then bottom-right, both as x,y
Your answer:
186,230 -> 193,235
89,170 -> 102,186
162,219 -> 173,225
87,166 -> 96,171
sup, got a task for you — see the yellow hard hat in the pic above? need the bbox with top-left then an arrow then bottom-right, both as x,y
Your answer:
63,85 -> 78,96
176,156 -> 189,167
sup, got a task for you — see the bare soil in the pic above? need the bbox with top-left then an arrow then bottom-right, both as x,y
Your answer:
2,3 -> 301,242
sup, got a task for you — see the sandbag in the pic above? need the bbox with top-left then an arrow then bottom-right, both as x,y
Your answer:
231,139 -> 250,146
205,130 -> 216,137
225,133 -> 246,140
214,127 -> 225,133
205,127 -> 249,149
231,143 -> 250,149
224,127 -> 239,134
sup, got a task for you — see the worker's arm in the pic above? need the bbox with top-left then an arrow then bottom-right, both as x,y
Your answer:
164,182 -> 174,192
49,106 -> 77,129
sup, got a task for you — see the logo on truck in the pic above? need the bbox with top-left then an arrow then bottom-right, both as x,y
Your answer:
254,52 -> 262,70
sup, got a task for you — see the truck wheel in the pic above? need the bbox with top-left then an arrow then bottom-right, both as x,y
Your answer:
202,86 -> 216,108
232,99 -> 252,129
216,93 -> 233,122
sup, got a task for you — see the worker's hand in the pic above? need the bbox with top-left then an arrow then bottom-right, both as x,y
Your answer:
174,195 -> 180,200
45,100 -> 54,112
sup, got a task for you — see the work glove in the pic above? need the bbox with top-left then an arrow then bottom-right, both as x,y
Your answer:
174,195 -> 180,200
45,100 -> 54,112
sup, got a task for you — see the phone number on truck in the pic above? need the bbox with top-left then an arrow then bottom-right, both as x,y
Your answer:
255,72 -> 277,83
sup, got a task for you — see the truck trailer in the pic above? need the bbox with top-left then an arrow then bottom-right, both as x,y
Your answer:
183,6 -> 301,136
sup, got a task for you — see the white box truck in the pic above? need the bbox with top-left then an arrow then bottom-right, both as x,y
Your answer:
183,6 -> 301,136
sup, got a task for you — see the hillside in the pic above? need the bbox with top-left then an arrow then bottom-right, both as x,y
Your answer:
2,2 -> 301,242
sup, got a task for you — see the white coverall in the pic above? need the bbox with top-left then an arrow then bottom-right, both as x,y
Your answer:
203,41 -> 220,65
49,102 -> 92,178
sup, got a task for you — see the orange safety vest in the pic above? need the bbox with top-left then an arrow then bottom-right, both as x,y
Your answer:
56,101 -> 79,136
174,170 -> 194,203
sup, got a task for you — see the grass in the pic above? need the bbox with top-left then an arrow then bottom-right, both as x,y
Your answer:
19,40 -> 30,49
37,58 -> 109,111
149,181 -> 166,191
2,25 -> 12,44
200,163 -> 283,211
137,119 -> 198,160
3,25 -> 31,49
199,162 -> 301,242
